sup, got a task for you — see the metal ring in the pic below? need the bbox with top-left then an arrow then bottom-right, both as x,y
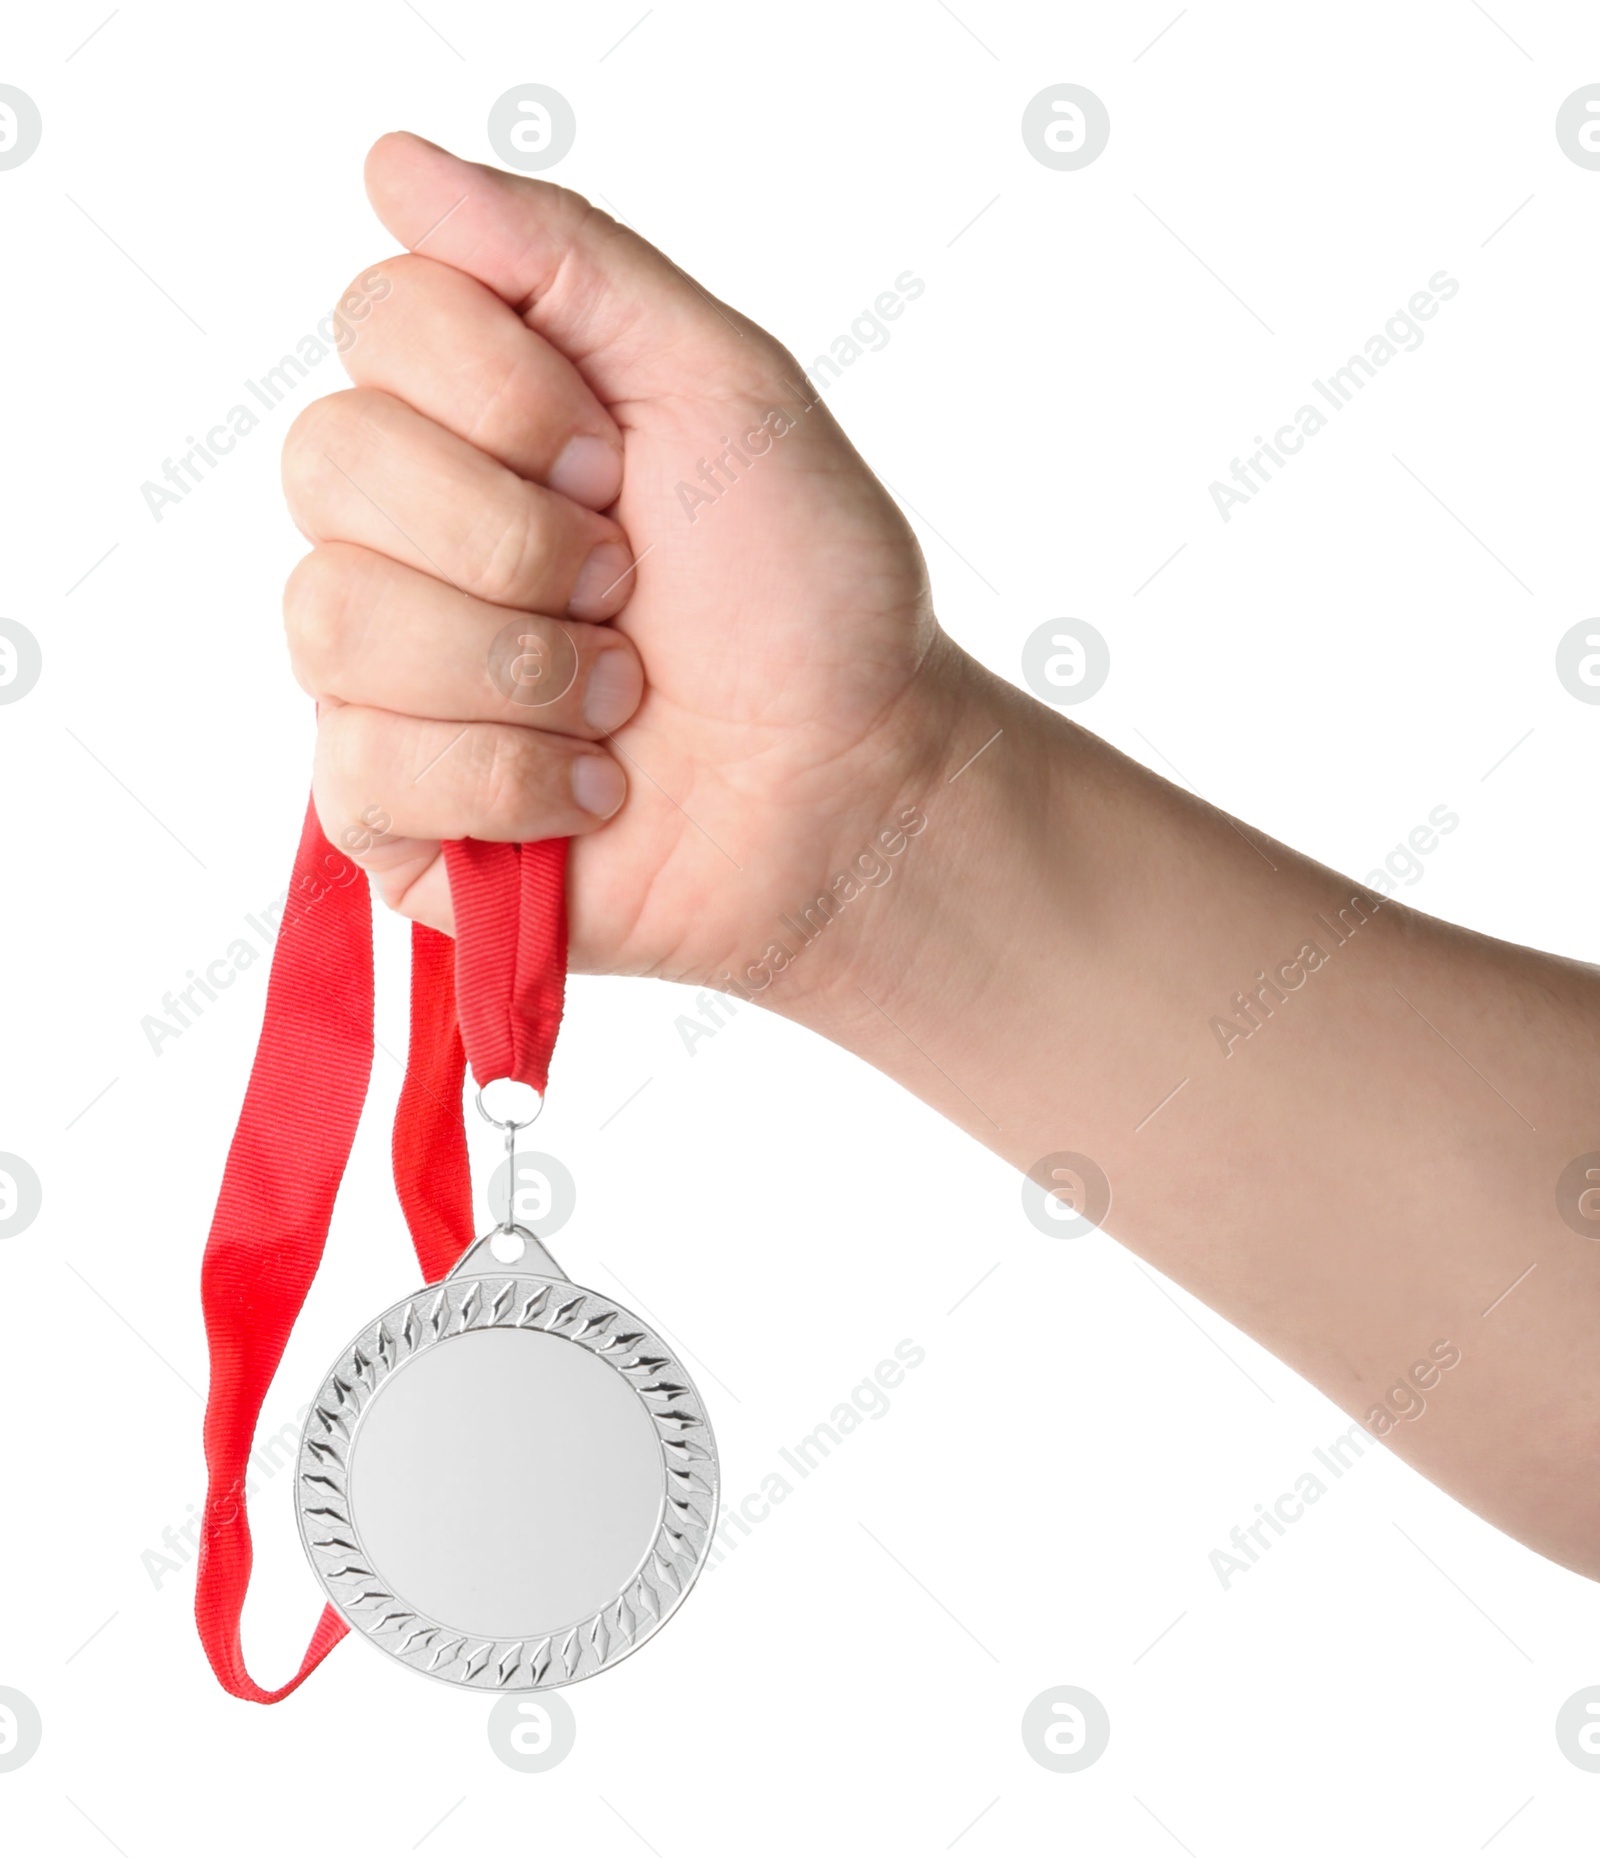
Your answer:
474,1080 -> 544,1132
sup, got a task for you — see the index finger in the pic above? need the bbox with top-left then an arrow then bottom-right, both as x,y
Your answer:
340,251 -> 624,509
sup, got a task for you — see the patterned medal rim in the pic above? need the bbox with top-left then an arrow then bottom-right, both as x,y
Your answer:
295,1270 -> 719,1691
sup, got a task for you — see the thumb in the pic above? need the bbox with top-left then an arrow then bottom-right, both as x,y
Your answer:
363,131 -> 773,407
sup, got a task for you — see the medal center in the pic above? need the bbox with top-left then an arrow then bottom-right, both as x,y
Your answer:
347,1324 -> 666,1639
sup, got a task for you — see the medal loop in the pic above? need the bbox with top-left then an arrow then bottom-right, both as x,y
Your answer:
475,1079 -> 544,1240
473,1078 -> 545,1133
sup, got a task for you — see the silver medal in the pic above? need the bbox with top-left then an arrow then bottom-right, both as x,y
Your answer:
296,1090 -> 719,1690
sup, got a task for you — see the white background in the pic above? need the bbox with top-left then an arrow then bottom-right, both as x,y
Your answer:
2,0 -> 1599,1851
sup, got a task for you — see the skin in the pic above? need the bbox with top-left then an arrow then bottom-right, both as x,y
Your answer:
285,132 -> 1600,1580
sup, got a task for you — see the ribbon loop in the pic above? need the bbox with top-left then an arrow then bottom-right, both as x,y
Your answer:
441,838 -> 568,1092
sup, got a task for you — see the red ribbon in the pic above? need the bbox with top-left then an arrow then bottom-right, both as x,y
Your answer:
194,810 -> 567,1702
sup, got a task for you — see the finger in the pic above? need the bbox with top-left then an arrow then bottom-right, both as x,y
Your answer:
350,832 -> 455,935
340,253 -> 623,508
364,132 -> 788,409
284,544 -> 644,736
315,702 -> 626,852
282,387 -> 637,619
308,691 -> 628,936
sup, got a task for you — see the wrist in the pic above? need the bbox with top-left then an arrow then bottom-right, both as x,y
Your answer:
762,637 -> 1069,1107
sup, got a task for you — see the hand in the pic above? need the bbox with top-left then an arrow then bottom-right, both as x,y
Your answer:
282,132 -> 968,1008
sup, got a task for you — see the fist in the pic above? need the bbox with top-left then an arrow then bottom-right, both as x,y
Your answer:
282,134 -> 955,1007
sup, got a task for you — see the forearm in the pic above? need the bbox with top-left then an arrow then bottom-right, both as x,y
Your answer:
781,640 -> 1600,1576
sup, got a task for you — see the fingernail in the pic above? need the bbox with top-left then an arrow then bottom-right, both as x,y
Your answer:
549,434 -> 622,509
571,753 -> 626,819
569,541 -> 634,620
583,646 -> 642,732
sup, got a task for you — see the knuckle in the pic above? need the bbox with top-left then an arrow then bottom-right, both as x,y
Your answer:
280,392 -> 351,512
320,702 -> 380,795
461,489 -> 549,607
337,256 -> 404,317
282,389 -> 405,534
282,548 -> 358,689
283,389 -> 344,469
283,387 -> 389,479
477,727 -> 550,835
315,712 -> 399,858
